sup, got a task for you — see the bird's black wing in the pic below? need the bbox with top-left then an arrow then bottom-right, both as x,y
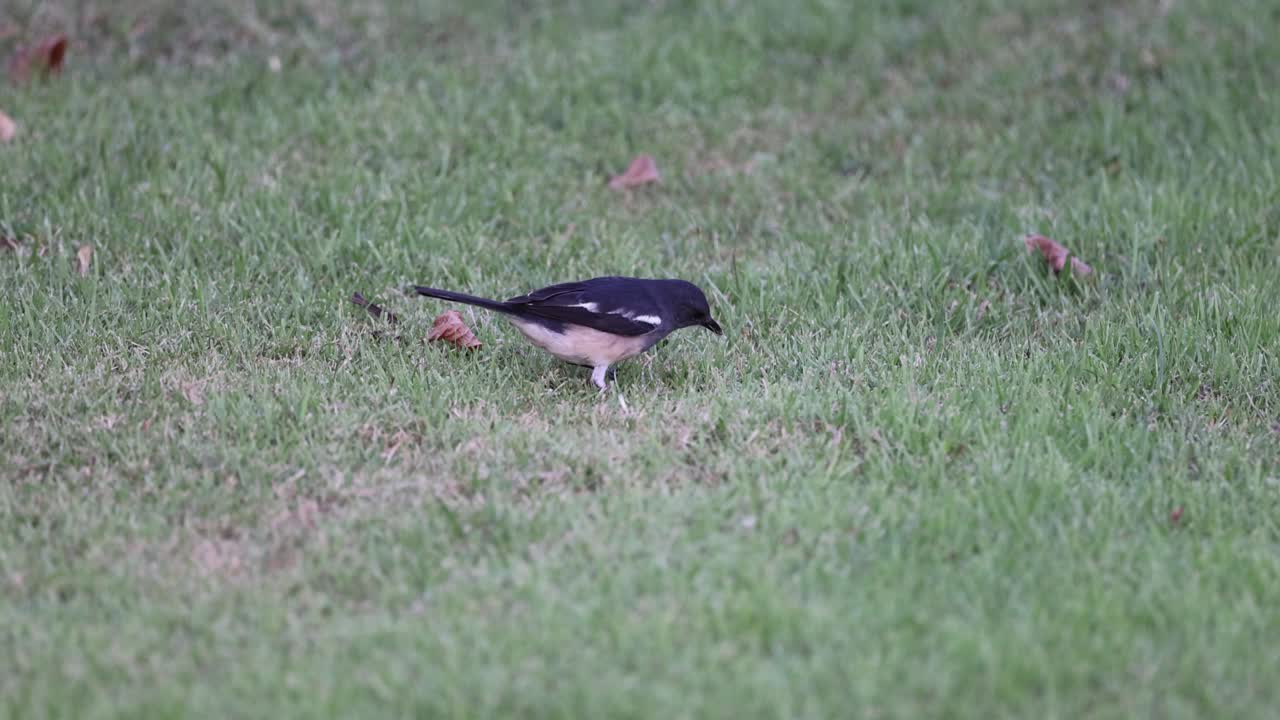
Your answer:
505,277 -> 665,336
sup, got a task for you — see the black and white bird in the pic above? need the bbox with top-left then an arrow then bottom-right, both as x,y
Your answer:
413,276 -> 723,390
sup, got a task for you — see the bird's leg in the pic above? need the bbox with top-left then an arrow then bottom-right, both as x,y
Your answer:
602,366 -> 630,410
591,365 -> 610,391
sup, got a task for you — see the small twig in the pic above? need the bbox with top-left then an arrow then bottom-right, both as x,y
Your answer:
350,292 -> 399,323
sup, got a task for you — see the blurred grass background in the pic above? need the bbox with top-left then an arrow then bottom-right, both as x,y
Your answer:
2,1 -> 1279,717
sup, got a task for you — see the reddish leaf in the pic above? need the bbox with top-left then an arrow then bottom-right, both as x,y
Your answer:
0,108 -> 14,143
43,35 -> 67,74
1023,233 -> 1093,277
608,154 -> 660,190
428,310 -> 481,350
76,244 -> 93,277
1169,506 -> 1184,526
8,33 -> 68,84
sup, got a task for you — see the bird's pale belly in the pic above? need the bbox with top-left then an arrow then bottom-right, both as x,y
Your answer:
509,318 -> 656,367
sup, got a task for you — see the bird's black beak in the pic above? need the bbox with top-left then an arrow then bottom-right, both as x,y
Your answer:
702,319 -> 723,335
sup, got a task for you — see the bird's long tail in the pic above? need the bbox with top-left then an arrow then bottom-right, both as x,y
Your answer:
413,286 -> 512,314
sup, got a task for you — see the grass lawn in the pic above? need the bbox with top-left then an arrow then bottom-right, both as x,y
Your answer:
3,0 -> 1279,716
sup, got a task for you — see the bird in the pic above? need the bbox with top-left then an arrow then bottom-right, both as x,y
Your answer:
413,276 -> 723,390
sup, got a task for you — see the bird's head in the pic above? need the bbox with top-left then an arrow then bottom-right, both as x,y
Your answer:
668,280 -> 722,335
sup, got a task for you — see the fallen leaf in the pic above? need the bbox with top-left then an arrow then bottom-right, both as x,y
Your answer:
76,244 -> 93,276
350,291 -> 399,323
608,153 -> 660,190
43,35 -> 68,74
9,34 -> 68,84
1,234 -> 18,252
0,108 -> 15,143
1023,233 -> 1093,277
1169,506 -> 1184,526
428,310 -> 481,350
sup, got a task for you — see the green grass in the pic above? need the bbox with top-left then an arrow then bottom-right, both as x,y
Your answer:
3,0 -> 1280,716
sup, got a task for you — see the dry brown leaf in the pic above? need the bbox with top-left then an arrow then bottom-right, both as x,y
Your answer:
1023,233 -> 1093,277
76,244 -> 93,277
428,310 -> 481,350
43,35 -> 68,74
609,153 -> 660,190
0,109 -> 15,143
8,34 -> 68,84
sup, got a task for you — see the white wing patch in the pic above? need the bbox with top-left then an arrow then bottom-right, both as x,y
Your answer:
570,302 -> 600,312
609,308 -> 662,326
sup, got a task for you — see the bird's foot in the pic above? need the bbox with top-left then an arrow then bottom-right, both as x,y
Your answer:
591,365 -> 609,391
